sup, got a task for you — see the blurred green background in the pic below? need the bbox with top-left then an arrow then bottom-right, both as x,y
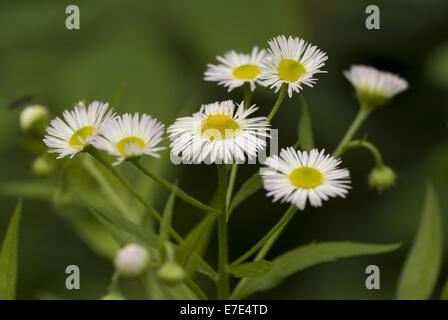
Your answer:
0,0 -> 447,299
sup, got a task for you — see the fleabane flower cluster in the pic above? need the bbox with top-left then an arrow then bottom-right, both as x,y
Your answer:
204,35 -> 328,97
42,34 -> 409,213
44,101 -> 165,165
168,100 -> 270,164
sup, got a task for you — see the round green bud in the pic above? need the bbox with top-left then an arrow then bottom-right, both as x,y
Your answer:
114,244 -> 149,278
157,261 -> 185,285
20,105 -> 49,133
32,154 -> 56,177
368,166 -> 396,192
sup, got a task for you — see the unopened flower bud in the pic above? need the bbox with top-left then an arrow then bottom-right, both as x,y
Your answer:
368,166 -> 396,191
32,154 -> 56,177
157,261 -> 185,285
20,105 -> 49,133
114,244 -> 149,277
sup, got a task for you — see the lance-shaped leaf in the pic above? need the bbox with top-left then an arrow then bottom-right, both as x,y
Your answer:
232,241 -> 400,299
159,184 -> 177,262
0,199 -> 22,300
176,213 -> 214,268
397,183 -> 442,300
228,260 -> 272,278
298,96 -> 314,152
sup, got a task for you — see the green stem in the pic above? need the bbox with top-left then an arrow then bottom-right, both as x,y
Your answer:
266,83 -> 288,122
131,160 -> 217,213
230,205 -> 297,300
226,163 -> 238,208
341,140 -> 384,168
243,83 -> 253,109
87,149 -> 218,280
184,277 -> 208,300
332,107 -> 371,158
216,164 -> 230,299
229,205 -> 297,267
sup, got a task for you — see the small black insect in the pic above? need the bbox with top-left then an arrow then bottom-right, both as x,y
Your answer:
7,94 -> 33,110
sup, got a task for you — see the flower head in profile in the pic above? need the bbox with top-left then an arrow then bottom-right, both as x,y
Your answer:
94,113 -> 165,165
260,35 -> 328,97
261,147 -> 351,210
344,65 -> 408,110
168,100 -> 270,164
204,47 -> 267,92
43,101 -> 113,159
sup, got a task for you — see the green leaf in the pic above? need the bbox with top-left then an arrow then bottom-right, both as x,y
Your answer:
87,204 -> 160,260
397,183 -> 442,300
232,241 -> 400,299
68,214 -> 121,259
81,156 -> 133,221
298,96 -> 314,152
441,279 -> 448,300
159,184 -> 177,262
228,260 -> 272,278
176,214 -> 214,267
228,172 -> 262,217
0,199 -> 22,300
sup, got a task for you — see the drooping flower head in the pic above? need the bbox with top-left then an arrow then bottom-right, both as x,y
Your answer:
344,65 -> 408,110
260,35 -> 328,97
43,101 -> 114,159
204,47 -> 267,92
261,147 -> 351,210
94,113 -> 165,165
168,100 -> 270,164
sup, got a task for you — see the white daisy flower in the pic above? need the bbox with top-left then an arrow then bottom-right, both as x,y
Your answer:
344,65 -> 408,109
94,113 -> 165,165
204,47 -> 267,92
261,147 -> 351,210
43,101 -> 114,159
260,35 -> 328,98
168,100 -> 270,164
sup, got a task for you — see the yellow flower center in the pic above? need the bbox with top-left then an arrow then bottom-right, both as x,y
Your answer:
116,136 -> 146,157
289,167 -> 323,189
232,64 -> 261,80
201,113 -> 240,140
69,126 -> 95,148
278,59 -> 306,82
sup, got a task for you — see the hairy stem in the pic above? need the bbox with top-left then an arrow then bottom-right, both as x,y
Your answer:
229,205 -> 297,267
340,139 -> 384,168
230,205 -> 297,299
131,160 -> 217,213
226,163 -> 238,208
243,82 -> 253,109
216,164 -> 230,299
266,83 -> 288,122
332,107 -> 371,158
